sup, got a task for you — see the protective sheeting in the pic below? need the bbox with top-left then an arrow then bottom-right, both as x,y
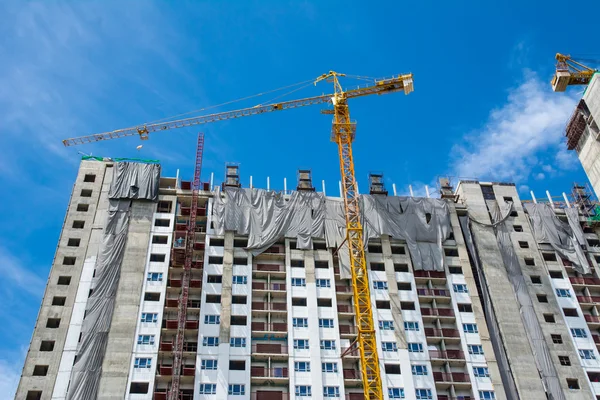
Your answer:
67,162 -> 160,400
524,203 -> 590,274
474,201 -> 565,400
212,188 -> 452,276
108,162 -> 161,201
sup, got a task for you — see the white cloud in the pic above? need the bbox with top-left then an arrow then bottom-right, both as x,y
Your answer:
0,247 -> 44,297
535,172 -> 545,180
452,72 -> 577,182
0,357 -> 22,399
519,184 -> 530,193
555,146 -> 579,171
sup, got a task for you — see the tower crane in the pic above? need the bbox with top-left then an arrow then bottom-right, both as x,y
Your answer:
64,71 -> 414,400
551,53 -> 598,92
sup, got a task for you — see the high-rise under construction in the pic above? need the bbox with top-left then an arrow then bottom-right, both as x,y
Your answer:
15,157 -> 600,400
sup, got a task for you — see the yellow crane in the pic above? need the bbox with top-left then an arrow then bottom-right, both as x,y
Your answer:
551,53 -> 598,92
64,71 -> 414,400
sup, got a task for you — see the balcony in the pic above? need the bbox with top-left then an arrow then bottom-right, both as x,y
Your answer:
343,369 -> 361,380
154,390 -> 167,400
252,344 -> 288,357
417,288 -> 450,297
190,279 -> 202,288
577,295 -> 600,304
336,285 -> 353,296
252,282 -> 287,291
339,325 -> 357,336
168,278 -> 182,288
433,372 -> 470,386
251,302 -> 287,312
337,305 -> 354,314
585,315 -> 600,324
250,366 -> 289,382
251,322 -> 288,333
429,349 -> 465,361
424,328 -> 461,339
157,364 -> 173,376
160,341 -> 173,351
438,396 -> 471,400
182,364 -> 195,376
593,334 -> 600,345
414,270 -> 446,280
253,264 -> 285,274
421,307 -> 455,318
163,319 -> 199,330
570,276 -> 600,286
250,392 -> 289,400
183,342 -> 198,352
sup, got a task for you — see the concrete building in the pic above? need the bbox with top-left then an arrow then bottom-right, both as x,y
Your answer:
15,159 -> 600,400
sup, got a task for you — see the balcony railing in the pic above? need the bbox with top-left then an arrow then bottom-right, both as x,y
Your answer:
254,264 -> 285,273
429,349 -> 465,360
438,396 -> 472,400
250,393 -> 289,400
343,369 -> 361,379
339,325 -> 357,335
577,296 -> 600,303
250,366 -> 289,378
337,305 -> 354,313
163,319 -> 199,330
570,277 -> 600,285
433,372 -> 470,383
251,322 -> 288,332
252,344 -> 288,355
336,285 -> 353,293
585,315 -> 600,323
252,282 -> 286,291
593,334 -> 600,344
417,288 -> 450,297
414,270 -> 446,279
424,328 -> 460,338
251,302 -> 287,311
421,308 -> 455,317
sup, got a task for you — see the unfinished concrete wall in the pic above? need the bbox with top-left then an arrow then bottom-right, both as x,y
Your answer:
577,75 -> 600,198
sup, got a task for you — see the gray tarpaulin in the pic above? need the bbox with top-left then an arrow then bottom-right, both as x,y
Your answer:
67,162 -> 160,400
472,201 -> 565,400
524,203 -> 590,274
212,188 -> 452,277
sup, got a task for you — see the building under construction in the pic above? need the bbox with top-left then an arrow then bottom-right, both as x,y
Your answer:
15,155 -> 600,400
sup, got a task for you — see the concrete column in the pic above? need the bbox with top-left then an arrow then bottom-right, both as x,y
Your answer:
380,236 -> 407,349
216,231 -> 234,395
302,250 -> 325,393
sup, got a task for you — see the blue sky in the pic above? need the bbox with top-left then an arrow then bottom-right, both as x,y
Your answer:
0,0 -> 597,395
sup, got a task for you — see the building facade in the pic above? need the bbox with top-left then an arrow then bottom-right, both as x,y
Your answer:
16,160 -> 600,400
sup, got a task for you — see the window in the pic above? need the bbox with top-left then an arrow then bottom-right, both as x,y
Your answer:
204,315 -> 220,325
292,277 -> 307,287
382,342 -> 398,352
40,341 -> 55,352
404,321 -> 419,331
232,275 -> 247,284
563,308 -> 578,317
203,337 -> 219,347
130,382 -> 149,394
544,314 -> 556,323
315,261 -> 329,269
295,385 -> 312,397
57,276 -> 71,285
394,263 -> 409,272
411,365 -> 428,375
52,296 -> 66,306
292,298 -> 307,306
323,386 -> 340,398
208,256 -> 223,264
400,302 -> 415,310
320,340 -> 335,350
453,284 -> 468,293
63,257 -> 76,266
150,254 -> 166,262
549,270 -> 563,279
379,320 -> 394,331
144,292 -> 160,301
228,384 -> 245,395
444,248 -> 459,257
317,298 -> 332,307
230,337 -> 246,347
157,200 -> 172,213
416,389 -> 433,400
207,275 -> 222,283
551,334 -> 563,344
556,288 -> 571,297
154,218 -> 170,227
134,358 -> 152,369
473,367 -> 490,377
579,349 -> 596,360
408,343 -> 423,353
206,295 -> 221,303
80,189 -> 92,197
151,235 -> 168,244
83,174 -> 96,182
319,319 -> 334,328
232,257 -> 247,266
313,241 -> 327,250
209,238 -> 224,247
566,379 -> 580,389
294,339 -> 310,349
463,323 -> 478,333
458,303 -> 473,312
371,262 -> 385,271
291,259 -> 305,268
137,335 -> 155,345
199,384 -> 217,394
230,316 -> 247,326
449,266 -> 463,274
377,301 -> 391,310
229,360 -> 245,370
373,281 -> 388,290
234,238 -> 248,247
559,356 -> 571,366
294,361 -> 311,372
388,388 -> 405,399
147,272 -> 163,282
316,279 -> 331,288
32,365 -> 48,376
46,318 -> 60,328
67,238 -> 80,247
513,225 -> 523,232
543,252 -> 558,262
293,318 -> 308,328
322,362 -> 338,373
531,275 -> 542,284
468,345 -> 484,355
201,359 -> 218,370
537,294 -> 548,303
478,391 -> 496,400
397,282 -> 411,291
391,245 -> 405,254
524,258 -> 535,266
385,364 -> 401,374
571,328 -> 588,338
26,392 -> 42,400
518,241 -> 529,248
141,313 -> 158,323
588,239 -> 600,247
72,220 -> 85,229
368,243 -> 382,253
77,203 -> 89,212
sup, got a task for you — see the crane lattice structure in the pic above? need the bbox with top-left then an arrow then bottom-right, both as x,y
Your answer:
551,53 -> 598,92
64,72 -> 414,400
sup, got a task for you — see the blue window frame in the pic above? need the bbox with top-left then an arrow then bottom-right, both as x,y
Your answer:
291,278 -> 306,287
323,386 -> 340,398
453,284 -> 468,293
140,313 -> 158,323
408,342 -> 423,353
147,272 -> 163,281
228,384 -> 245,395
134,357 -> 151,369
137,335 -> 155,345
379,320 -> 394,330
316,279 -> 331,288
293,318 -> 308,327
388,388 -> 405,399
416,389 -> 433,400
201,359 -> 218,370
411,365 -> 428,376
382,342 -> 398,352
320,340 -> 335,350
322,362 -> 338,373
230,337 -> 246,347
204,315 -> 220,325
199,384 -> 217,394
571,328 -> 588,338
232,275 -> 247,284
294,361 -> 311,372
404,321 -> 419,331
463,323 -> 478,333
295,385 -> 312,397
473,367 -> 490,377
294,339 -> 310,350
319,319 -> 334,328
202,337 -> 219,347
468,345 -> 484,355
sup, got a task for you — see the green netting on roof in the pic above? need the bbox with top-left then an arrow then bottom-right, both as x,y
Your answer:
81,155 -> 160,164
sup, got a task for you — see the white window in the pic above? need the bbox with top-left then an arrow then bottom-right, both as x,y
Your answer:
382,342 -> 398,352
134,357 -> 152,369
479,391 -> 495,400
388,388 -> 405,399
291,278 -> 306,287
463,323 -> 478,333
373,281 -> 388,290
230,337 -> 246,347
322,362 -> 338,373
411,365 -> 428,375
320,340 -> 335,350
571,328 -> 588,338
468,345 -> 484,355
295,385 -> 312,397
137,335 -> 155,345
293,318 -> 308,328
453,283 -> 468,293
473,367 -> 490,377
579,349 -> 596,360
556,288 -> 571,298
203,337 -> 219,347
319,319 -> 334,328
408,342 -> 423,353
379,320 -> 394,330
316,278 -> 331,288
204,315 -> 220,325
201,359 -> 218,370
232,275 -> 247,284
404,321 -> 419,331
294,339 -> 310,350
228,384 -> 245,395
294,361 -> 311,372
199,384 -> 217,394
140,313 -> 158,323
147,272 -> 163,281
323,386 -> 340,398
416,389 -> 432,400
